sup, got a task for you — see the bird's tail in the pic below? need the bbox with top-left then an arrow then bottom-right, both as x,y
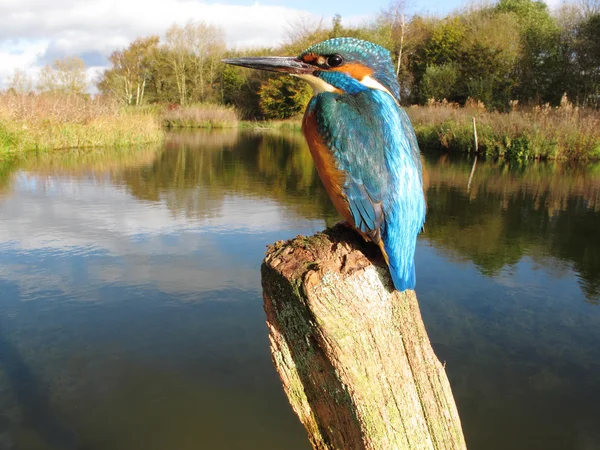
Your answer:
380,229 -> 418,292
387,257 -> 416,292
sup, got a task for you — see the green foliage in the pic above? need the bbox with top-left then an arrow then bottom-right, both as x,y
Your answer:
88,8 -> 599,121
419,63 -> 459,102
495,0 -> 563,104
220,64 -> 264,119
571,13 -> 600,108
424,19 -> 466,66
258,76 -> 312,120
99,36 -> 160,106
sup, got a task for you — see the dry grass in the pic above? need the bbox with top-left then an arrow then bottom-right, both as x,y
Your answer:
162,104 -> 239,128
0,93 -> 163,156
407,97 -> 600,160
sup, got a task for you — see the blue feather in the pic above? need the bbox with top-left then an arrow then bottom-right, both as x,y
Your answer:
300,38 -> 426,291
309,83 -> 425,291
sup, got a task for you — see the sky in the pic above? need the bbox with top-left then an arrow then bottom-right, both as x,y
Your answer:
0,0 -> 562,91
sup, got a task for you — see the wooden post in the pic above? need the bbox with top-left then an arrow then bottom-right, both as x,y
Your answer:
467,117 -> 478,192
262,224 -> 467,450
472,117 -> 478,153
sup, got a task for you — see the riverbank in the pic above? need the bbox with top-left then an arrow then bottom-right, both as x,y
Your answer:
408,99 -> 600,160
163,101 -> 600,161
0,94 -> 163,157
161,103 -> 301,131
2,95 -> 599,161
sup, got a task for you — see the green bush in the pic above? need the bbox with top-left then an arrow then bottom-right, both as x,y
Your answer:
258,76 -> 312,120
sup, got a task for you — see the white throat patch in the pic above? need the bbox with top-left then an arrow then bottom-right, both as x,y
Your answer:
294,73 -> 399,105
293,73 -> 337,94
360,75 -> 398,105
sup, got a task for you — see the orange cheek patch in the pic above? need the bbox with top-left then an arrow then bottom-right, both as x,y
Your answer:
331,62 -> 373,80
302,53 -> 318,64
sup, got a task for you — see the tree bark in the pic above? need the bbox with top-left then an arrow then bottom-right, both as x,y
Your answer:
262,224 -> 466,450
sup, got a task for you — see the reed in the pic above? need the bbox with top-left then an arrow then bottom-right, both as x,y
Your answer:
162,104 -> 239,128
407,97 -> 600,160
0,93 -> 163,156
239,119 -> 302,132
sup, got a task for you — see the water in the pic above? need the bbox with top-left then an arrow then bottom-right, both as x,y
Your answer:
0,130 -> 599,450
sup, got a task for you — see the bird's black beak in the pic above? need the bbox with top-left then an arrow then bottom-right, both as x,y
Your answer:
222,56 -> 315,75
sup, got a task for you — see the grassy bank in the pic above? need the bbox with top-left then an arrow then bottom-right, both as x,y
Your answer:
239,119 -> 302,132
162,104 -> 239,128
3,93 -> 599,162
407,99 -> 600,160
0,94 -> 163,156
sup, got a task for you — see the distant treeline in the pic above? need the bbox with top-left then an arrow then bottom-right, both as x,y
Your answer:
6,0 -> 600,120
95,0 -> 600,118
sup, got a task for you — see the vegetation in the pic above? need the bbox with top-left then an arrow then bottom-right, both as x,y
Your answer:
2,0 -> 600,158
408,97 -> 600,160
0,93 -> 163,156
86,0 -> 600,115
37,56 -> 88,96
5,128 -> 598,298
162,104 -> 239,128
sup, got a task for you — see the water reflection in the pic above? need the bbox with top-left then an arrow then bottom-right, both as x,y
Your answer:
116,130 -> 339,224
0,130 -> 599,450
423,153 -> 600,302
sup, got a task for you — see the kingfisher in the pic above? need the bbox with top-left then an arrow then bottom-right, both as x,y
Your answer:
224,38 -> 426,291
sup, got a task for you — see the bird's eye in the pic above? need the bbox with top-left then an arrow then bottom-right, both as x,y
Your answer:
327,54 -> 344,67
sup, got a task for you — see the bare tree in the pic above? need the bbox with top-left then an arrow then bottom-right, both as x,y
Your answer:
165,24 -> 189,105
37,57 -> 87,95
388,0 -> 408,78
184,21 -> 226,102
283,13 -> 326,52
579,0 -> 600,17
8,68 -> 33,94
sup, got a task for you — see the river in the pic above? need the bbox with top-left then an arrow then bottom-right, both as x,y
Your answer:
0,129 -> 599,449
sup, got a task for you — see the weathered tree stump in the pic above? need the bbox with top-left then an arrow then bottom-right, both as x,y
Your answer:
262,224 -> 466,450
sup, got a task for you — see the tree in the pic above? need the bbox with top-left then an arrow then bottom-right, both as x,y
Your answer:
457,11 -> 521,108
163,21 -> 226,105
283,13 -> 328,54
419,63 -> 459,101
98,36 -> 159,105
382,0 -> 410,78
37,57 -> 87,95
579,0 -> 600,17
495,0 -> 563,104
573,13 -> 600,107
410,18 -> 466,103
184,21 -> 226,103
165,24 -> 189,105
330,14 -> 344,38
7,68 -> 33,94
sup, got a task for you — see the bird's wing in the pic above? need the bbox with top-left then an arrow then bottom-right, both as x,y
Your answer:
314,90 -> 402,243
313,89 -> 425,291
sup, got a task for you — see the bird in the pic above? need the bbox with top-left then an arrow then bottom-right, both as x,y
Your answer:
223,38 -> 426,291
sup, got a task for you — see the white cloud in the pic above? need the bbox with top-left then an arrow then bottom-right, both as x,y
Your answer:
0,0 -> 323,89
0,171 -> 324,298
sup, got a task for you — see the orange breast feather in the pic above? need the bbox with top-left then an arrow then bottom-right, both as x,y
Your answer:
302,110 -> 353,225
